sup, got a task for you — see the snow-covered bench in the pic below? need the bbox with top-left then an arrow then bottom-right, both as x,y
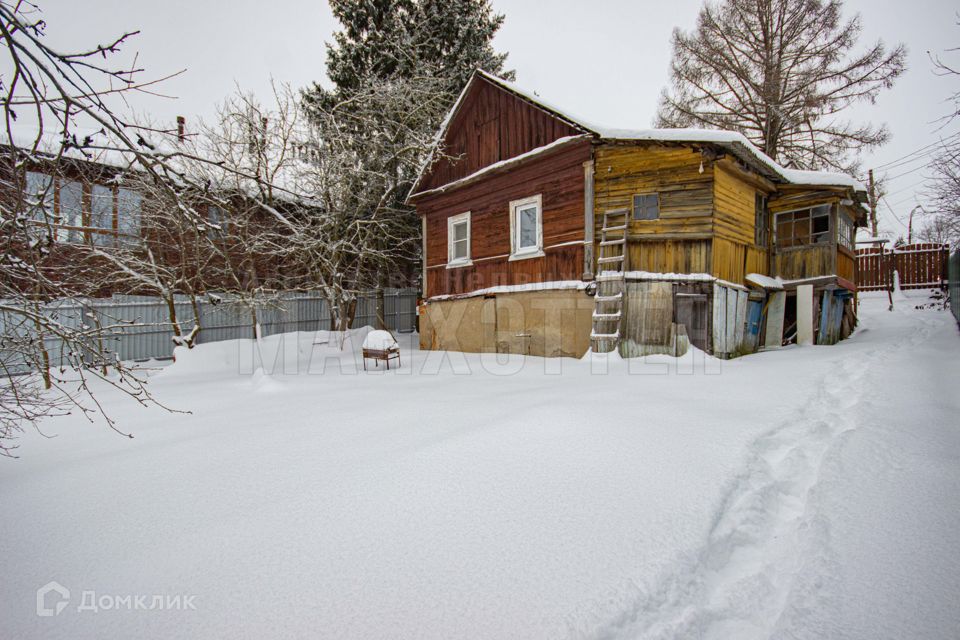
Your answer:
362,330 -> 401,370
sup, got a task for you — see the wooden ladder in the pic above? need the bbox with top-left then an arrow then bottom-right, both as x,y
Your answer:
590,208 -> 628,354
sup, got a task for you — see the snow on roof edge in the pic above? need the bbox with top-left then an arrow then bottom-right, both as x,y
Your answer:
417,70 -> 866,195
409,134 -> 591,200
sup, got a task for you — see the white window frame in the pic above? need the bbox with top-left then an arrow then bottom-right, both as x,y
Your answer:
508,194 -> 544,260
446,211 -> 472,268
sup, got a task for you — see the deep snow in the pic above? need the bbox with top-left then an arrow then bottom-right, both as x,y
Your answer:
1,291 -> 958,639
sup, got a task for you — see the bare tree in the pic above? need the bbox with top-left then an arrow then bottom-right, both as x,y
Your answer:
657,0 -> 906,173
0,1 -> 205,455
289,76 -> 447,340
923,22 -> 960,246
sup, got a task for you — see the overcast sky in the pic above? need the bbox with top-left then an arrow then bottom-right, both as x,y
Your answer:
35,0 -> 960,238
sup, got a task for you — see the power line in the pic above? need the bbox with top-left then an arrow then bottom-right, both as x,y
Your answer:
880,196 -> 908,230
872,130 -> 960,170
884,163 -> 931,182
885,177 -> 929,198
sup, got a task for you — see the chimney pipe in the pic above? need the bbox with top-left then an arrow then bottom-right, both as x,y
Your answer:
176,116 -> 185,142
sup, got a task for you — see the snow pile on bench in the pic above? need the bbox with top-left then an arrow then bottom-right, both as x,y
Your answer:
362,330 -> 399,351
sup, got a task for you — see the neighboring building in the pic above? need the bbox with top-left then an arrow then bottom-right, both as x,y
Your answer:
409,71 -> 867,358
1,138 -> 292,297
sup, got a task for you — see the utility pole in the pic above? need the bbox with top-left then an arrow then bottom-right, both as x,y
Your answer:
907,205 -> 923,245
867,169 -> 880,237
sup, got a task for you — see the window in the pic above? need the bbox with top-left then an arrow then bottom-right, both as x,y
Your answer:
446,211 -> 471,267
91,184 -> 115,247
775,204 -> 832,249
207,204 -> 228,240
837,213 -> 854,251
57,180 -> 84,244
755,193 -> 769,247
25,171 -> 54,226
633,193 -> 659,221
509,194 -> 543,259
117,188 -> 142,247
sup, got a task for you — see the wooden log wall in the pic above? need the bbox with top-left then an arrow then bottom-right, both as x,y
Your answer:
595,144 -> 716,277
595,144 -> 775,285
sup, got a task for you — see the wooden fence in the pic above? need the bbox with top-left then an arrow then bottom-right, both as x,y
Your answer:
855,243 -> 950,291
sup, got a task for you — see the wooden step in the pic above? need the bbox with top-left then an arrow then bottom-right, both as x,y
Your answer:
590,332 -> 619,340
599,238 -> 625,247
597,255 -> 624,264
595,273 -> 625,282
594,293 -> 623,302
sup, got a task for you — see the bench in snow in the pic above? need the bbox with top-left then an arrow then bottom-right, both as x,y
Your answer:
362,330 -> 401,370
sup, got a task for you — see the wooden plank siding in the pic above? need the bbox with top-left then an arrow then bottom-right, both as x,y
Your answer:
594,143 -> 717,278
712,162 -> 771,282
418,139 -> 591,297
415,76 -> 582,194
594,143 -> 773,285
773,244 -> 836,280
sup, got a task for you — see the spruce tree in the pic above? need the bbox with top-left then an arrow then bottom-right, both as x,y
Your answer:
304,0 -> 512,115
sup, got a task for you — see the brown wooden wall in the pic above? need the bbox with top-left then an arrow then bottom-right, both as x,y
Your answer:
415,77 -> 582,194
418,139 -> 591,298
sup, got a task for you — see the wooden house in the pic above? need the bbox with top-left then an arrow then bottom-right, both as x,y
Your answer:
409,71 -> 868,358
1,139 -> 298,298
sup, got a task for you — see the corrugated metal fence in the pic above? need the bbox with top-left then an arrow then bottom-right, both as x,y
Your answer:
856,243 -> 950,291
950,248 -> 959,326
1,289 -> 417,372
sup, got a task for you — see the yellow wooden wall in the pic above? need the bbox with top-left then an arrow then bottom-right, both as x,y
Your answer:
837,249 -> 855,283
592,143 -> 867,286
594,143 -> 720,278
627,239 -> 712,274
768,187 -> 843,280
712,164 -> 771,281
594,144 -> 713,238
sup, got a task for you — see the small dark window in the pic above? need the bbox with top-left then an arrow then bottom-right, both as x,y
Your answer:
754,194 -> 768,247
774,204 -> 832,248
633,193 -> 659,220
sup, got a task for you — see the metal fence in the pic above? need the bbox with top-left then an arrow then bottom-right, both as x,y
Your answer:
1,289 -> 417,372
950,248 -> 959,327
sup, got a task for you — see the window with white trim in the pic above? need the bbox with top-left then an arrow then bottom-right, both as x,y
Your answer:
509,194 -> 542,258
447,211 -> 471,266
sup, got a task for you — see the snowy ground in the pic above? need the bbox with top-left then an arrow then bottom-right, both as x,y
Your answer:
1,290 -> 958,639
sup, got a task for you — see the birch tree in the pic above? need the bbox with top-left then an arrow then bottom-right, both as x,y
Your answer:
657,0 -> 906,172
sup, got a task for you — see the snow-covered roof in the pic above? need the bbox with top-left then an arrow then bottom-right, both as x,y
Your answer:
416,70 -> 867,196
4,125 -> 141,171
